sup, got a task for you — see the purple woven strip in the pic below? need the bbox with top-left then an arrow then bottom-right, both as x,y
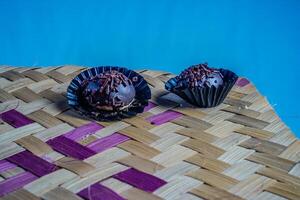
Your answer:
236,78 -> 250,87
146,110 -> 182,125
47,136 -> 96,160
64,122 -> 104,141
0,171 -> 37,197
0,109 -> 33,128
113,168 -> 167,192
78,183 -> 125,200
0,160 -> 17,173
87,133 -> 130,153
143,102 -> 157,112
6,151 -> 59,177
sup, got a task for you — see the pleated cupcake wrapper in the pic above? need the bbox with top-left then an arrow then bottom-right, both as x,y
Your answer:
166,69 -> 238,108
67,66 -> 151,121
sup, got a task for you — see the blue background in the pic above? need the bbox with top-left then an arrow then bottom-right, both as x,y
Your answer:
0,0 -> 299,136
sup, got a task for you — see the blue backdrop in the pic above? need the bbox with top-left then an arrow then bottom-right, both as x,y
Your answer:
0,0 -> 299,136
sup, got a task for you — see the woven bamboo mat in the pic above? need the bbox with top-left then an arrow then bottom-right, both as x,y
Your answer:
0,66 -> 299,200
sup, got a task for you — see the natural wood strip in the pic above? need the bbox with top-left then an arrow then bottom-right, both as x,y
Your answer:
2,78 -> 35,93
0,89 -> 17,102
235,126 -> 274,140
56,66 -> 84,75
56,110 -> 91,127
27,110 -> 64,128
279,140 -> 300,162
0,70 -> 26,81
94,121 -> 129,138
265,182 -> 300,200
55,157 -> 95,177
27,79 -> 58,94
0,99 -> 24,114
46,70 -> 72,83
34,123 -> 74,142
227,114 -> 269,129
247,152 -> 295,171
227,90 -> 247,99
22,70 -> 50,81
202,110 -> 234,125
0,123 -> 45,145
185,153 -> 231,173
205,120 -> 244,138
240,137 -> 286,155
187,168 -> 239,190
172,107 -> 207,120
1,167 -> 25,179
248,96 -> 270,112
255,191 -> 288,200
118,140 -> 161,159
151,145 -> 197,168
149,122 -> 184,136
39,89 -> 66,102
16,98 -> 52,115
222,160 -> 263,181
229,174 -> 275,199
154,161 -> 198,181
42,100 -> 69,116
121,187 -> 163,200
43,187 -> 84,200
12,87 -> 43,103
257,109 -> 279,123
222,105 -> 260,118
181,138 -> 225,158
153,176 -> 201,199
151,132 -> 188,152
172,115 -> 212,130
118,126 -> 160,144
34,67 -> 59,74
213,132 -> 250,151
24,169 -> 78,196
117,155 -> 164,174
0,189 -> 40,200
223,97 -> 252,108
176,128 -> 218,143
218,146 -> 255,164
15,135 -> 53,156
289,163 -> 300,177
122,116 -> 155,130
61,163 -> 128,193
101,178 -> 132,194
85,147 -> 130,168
257,167 -> 300,186
0,142 -> 24,160
264,118 -> 288,133
190,184 -> 243,200
270,128 -> 296,147
0,77 -> 13,89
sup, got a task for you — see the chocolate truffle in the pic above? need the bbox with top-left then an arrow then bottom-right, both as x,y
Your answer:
175,63 -> 224,89
80,70 -> 136,111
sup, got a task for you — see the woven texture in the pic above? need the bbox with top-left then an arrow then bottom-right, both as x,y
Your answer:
0,66 -> 299,200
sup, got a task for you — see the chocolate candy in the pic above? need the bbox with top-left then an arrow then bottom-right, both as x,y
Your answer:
175,63 -> 224,89
80,70 -> 136,111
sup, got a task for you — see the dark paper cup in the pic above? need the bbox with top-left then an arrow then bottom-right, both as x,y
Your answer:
165,68 -> 238,108
67,66 -> 151,121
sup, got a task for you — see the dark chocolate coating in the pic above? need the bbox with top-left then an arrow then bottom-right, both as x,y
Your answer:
176,63 -> 224,89
80,70 -> 136,111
